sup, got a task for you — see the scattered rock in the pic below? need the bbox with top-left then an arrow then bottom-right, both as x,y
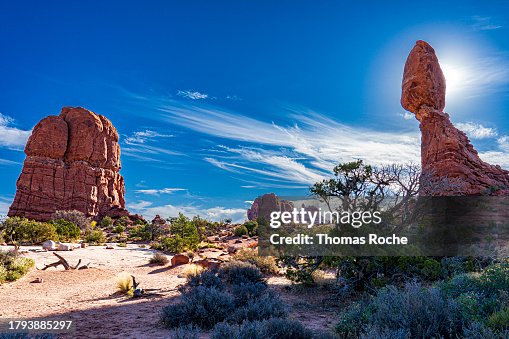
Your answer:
57,243 -> 74,251
8,107 -> 133,221
42,240 -> 56,251
234,239 -> 242,244
171,254 -> 190,266
81,243 -> 88,248
241,235 -> 249,239
106,245 -> 114,250
402,40 -> 509,195
31,278 -> 44,283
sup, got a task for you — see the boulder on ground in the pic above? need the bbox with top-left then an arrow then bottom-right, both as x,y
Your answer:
57,243 -> 74,251
42,240 -> 56,251
171,254 -> 190,266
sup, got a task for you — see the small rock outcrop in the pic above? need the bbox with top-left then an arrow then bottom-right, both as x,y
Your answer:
8,107 -> 132,220
247,193 -> 294,221
402,40 -> 509,195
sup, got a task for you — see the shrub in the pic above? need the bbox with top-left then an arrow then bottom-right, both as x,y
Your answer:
160,286 -> 235,329
149,253 -> 169,265
117,242 -> 127,247
219,260 -> 265,285
1,217 -> 58,244
167,214 -> 200,252
129,224 -> 152,241
182,264 -> 204,279
173,325 -> 200,339
336,282 -> 460,338
50,219 -> 80,242
211,319 -> 315,339
0,251 -> 35,283
186,269 -> 224,290
116,273 -> 133,296
100,216 -> 114,228
52,210 -> 91,230
486,308 -> 509,331
235,248 -> 278,274
231,282 -> 267,306
229,292 -> 287,323
113,225 -> 125,234
84,230 -> 106,245
243,221 -> 258,236
234,225 -> 248,237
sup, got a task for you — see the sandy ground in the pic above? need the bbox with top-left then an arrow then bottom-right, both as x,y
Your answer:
0,245 -> 339,338
0,244 -> 187,338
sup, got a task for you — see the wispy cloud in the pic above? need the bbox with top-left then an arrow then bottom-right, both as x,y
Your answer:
124,129 -> 173,144
470,16 -> 502,31
122,128 -> 181,161
134,187 -> 187,196
126,200 -> 246,223
0,113 -> 32,150
0,196 -> 12,217
455,122 -> 498,139
177,90 -> 209,100
399,112 -> 414,120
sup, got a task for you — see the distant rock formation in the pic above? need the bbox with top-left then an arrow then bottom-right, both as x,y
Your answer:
8,107 -> 132,220
402,40 -> 509,195
247,193 -> 294,221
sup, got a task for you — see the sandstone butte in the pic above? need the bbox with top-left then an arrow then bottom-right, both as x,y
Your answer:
8,107 -> 135,221
247,193 -> 294,221
402,40 -> 509,195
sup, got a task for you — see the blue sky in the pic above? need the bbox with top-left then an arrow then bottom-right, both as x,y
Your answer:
1,1 -> 509,222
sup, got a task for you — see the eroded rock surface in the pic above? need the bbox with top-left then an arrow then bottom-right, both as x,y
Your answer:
247,193 -> 294,221
9,107 -> 131,220
402,40 -> 509,195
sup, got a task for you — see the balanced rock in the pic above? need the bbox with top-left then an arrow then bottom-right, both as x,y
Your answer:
247,193 -> 294,221
8,107 -> 132,220
402,40 -> 509,195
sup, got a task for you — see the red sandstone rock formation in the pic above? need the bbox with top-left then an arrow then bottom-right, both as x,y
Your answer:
8,107 -> 132,220
402,40 -> 509,195
247,193 -> 294,221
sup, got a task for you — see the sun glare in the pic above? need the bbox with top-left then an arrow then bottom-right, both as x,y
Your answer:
440,62 -> 466,96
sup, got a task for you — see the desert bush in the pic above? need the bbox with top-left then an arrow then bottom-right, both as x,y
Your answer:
173,325 -> 200,339
229,292 -> 287,323
129,224 -> 152,241
231,282 -> 267,306
211,318 -> 315,339
52,210 -> 91,230
486,308 -> 509,331
186,269 -> 224,290
235,248 -> 278,274
219,260 -> 265,285
113,225 -> 125,234
234,225 -> 248,237
1,217 -> 58,244
160,286 -> 235,329
117,241 -> 127,247
84,230 -> 106,245
243,221 -> 258,236
0,251 -> 35,283
149,253 -> 169,265
100,216 -> 114,228
49,219 -> 80,242
116,273 -> 133,296
336,282 -> 460,338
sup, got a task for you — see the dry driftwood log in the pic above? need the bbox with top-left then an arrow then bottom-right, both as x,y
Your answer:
40,252 -> 89,270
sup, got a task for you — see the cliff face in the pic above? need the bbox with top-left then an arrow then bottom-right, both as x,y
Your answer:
8,107 -> 131,220
247,193 -> 294,221
402,40 -> 509,195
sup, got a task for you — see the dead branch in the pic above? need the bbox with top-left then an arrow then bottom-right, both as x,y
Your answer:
40,253 -> 89,270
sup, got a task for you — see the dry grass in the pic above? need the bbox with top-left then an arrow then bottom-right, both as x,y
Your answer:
116,273 -> 133,296
182,264 -> 204,278
149,253 -> 169,265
